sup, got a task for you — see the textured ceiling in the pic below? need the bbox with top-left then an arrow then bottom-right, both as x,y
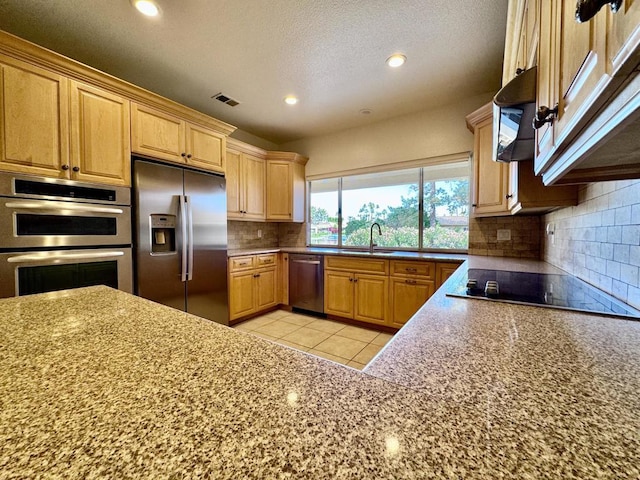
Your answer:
0,0 -> 508,144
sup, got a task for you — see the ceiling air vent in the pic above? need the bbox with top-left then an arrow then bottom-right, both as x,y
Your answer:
211,92 -> 240,107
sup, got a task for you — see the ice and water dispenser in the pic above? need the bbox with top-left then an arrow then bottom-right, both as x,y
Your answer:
150,214 -> 176,254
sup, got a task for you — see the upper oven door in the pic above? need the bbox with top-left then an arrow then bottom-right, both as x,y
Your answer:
0,199 -> 131,249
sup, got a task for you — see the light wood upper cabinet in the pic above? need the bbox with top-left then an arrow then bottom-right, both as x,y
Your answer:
185,123 -> 225,172
0,57 -> 130,186
244,154 -> 267,219
0,55 -> 69,178
524,0 -> 640,184
606,1 -> 640,75
70,81 -> 130,186
226,139 -> 266,221
266,152 -> 307,222
466,103 -> 576,216
466,103 -> 510,216
131,103 -> 185,163
131,103 -> 225,174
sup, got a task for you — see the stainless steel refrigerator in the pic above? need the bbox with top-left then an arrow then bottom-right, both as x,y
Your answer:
133,159 -> 228,325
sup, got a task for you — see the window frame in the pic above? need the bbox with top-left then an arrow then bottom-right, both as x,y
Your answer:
306,154 -> 470,253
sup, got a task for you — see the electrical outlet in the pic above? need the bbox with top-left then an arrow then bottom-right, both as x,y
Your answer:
497,229 -> 511,241
545,223 -> 555,245
257,229 -> 262,239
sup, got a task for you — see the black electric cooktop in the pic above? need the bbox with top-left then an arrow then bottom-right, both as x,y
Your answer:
446,269 -> 640,320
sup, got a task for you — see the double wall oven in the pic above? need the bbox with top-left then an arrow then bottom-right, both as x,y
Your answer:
0,172 -> 133,298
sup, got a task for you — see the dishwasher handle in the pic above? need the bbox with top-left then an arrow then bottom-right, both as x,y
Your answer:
291,259 -> 321,265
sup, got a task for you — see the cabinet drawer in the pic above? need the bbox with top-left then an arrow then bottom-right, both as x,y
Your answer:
325,256 -> 388,274
229,256 -> 254,272
390,260 -> 435,279
256,253 -> 277,267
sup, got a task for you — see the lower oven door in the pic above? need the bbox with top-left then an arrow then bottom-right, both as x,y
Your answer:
0,248 -> 133,298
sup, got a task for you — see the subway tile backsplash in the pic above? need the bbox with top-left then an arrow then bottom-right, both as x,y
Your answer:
543,180 -> 640,310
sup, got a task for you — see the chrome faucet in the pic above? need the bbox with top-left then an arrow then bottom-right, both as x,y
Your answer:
369,222 -> 382,253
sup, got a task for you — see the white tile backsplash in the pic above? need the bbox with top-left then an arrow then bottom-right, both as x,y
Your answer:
543,180 -> 640,310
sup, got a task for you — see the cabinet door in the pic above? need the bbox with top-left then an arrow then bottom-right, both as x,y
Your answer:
354,273 -> 388,325
0,56 -> 69,178
131,103 -> 186,163
226,149 -> 243,218
472,115 -> 509,215
243,153 -> 266,220
435,262 -> 460,288
324,270 -> 354,318
186,123 -> 225,173
255,268 -> 277,311
229,271 -> 255,320
69,81 -> 130,186
388,277 -> 434,327
606,0 -> 640,75
266,160 -> 292,220
553,1 -> 607,154
535,0 -> 558,169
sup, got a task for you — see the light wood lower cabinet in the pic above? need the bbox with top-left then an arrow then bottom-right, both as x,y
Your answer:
323,257 -> 461,329
388,277 -> 435,328
324,256 -> 389,326
388,260 -> 436,328
228,254 -> 278,321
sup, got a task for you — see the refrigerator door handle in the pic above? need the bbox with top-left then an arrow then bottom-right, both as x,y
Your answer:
180,194 -> 188,282
186,195 -> 194,281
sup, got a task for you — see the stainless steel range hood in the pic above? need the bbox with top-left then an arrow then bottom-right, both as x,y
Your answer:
492,67 -> 537,162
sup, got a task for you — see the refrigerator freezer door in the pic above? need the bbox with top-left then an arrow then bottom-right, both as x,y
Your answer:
183,169 -> 228,324
134,161 -> 186,312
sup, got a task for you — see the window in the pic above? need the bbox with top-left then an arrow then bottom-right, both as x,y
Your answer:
308,158 -> 469,251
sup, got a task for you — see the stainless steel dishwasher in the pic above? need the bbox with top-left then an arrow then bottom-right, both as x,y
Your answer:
289,254 -> 324,314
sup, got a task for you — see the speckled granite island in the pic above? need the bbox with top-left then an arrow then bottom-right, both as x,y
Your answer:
1,257 -> 639,479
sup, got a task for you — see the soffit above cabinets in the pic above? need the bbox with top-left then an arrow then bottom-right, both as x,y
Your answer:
0,0 -> 508,144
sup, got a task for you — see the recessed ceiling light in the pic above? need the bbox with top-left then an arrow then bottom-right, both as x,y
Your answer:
386,54 -> 407,68
132,0 -> 160,17
284,95 -> 298,105
360,109 -> 372,115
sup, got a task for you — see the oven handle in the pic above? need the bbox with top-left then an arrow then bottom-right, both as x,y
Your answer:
7,251 -> 125,263
179,195 -> 188,282
5,200 -> 124,215
186,195 -> 194,281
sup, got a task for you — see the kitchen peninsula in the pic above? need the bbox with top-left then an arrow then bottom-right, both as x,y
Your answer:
2,258 -> 639,479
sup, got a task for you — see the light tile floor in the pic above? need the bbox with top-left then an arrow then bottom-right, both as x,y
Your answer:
233,310 -> 394,370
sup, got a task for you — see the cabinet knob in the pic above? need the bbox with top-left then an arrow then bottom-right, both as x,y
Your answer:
471,203 -> 477,208
187,154 -> 192,159
349,278 -> 353,282
533,104 -> 559,129
181,152 -> 187,157
575,0 -> 622,23
72,166 -> 80,172
61,164 -> 69,170
506,194 -> 513,199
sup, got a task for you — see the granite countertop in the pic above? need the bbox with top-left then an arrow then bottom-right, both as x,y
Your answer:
228,246 -> 467,262
2,257 -> 640,478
